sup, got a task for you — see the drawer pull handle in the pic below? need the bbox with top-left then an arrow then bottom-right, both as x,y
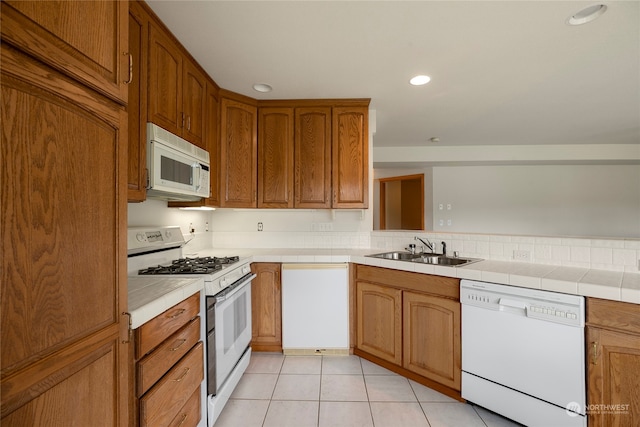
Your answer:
592,341 -> 599,365
174,367 -> 190,382
177,413 -> 188,426
167,308 -> 186,319
169,339 -> 187,351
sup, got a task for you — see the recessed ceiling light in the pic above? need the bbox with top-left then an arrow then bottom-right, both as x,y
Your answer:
566,4 -> 607,26
409,75 -> 431,86
429,137 -> 440,143
253,83 -> 273,93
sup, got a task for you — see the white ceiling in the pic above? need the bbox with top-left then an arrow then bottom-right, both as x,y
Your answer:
146,1 -> 639,161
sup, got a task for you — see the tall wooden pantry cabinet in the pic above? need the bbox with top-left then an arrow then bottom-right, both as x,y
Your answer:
1,1 -> 130,425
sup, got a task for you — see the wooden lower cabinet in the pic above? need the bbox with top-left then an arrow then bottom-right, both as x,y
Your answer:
134,293 -> 203,427
587,298 -> 640,427
403,291 -> 460,390
354,265 -> 461,396
356,282 -> 402,365
250,263 -> 282,351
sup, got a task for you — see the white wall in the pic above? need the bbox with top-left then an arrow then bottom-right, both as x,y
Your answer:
432,165 -> 640,238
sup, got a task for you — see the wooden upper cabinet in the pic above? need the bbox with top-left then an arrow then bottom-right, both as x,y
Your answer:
220,96 -> 258,208
128,1 -> 148,203
1,1 -> 129,104
206,82 -> 221,206
258,108 -> 294,208
332,106 -> 368,208
294,107 -> 332,208
147,20 -> 207,149
182,60 -> 207,149
148,22 -> 183,137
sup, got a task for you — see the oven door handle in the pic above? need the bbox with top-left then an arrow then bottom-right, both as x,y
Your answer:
215,273 -> 256,303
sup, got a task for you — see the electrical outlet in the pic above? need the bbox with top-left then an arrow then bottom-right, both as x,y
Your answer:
189,223 -> 195,234
257,222 -> 263,231
513,250 -> 531,261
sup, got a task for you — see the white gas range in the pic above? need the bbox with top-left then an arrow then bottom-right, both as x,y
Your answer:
127,226 -> 255,427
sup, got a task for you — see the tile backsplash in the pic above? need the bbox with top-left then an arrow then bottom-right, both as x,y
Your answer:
210,230 -> 639,272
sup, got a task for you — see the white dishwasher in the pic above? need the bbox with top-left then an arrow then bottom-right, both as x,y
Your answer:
281,263 -> 349,354
461,279 -> 586,427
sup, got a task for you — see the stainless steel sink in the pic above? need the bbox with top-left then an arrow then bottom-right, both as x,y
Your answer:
367,251 -> 422,261
412,255 -> 480,266
367,251 -> 481,267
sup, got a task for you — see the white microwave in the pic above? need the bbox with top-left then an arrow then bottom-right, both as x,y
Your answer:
146,123 -> 210,201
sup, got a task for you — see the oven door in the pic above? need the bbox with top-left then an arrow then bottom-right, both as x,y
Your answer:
214,273 -> 254,391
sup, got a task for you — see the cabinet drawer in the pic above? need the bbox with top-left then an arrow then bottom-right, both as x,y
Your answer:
140,341 -> 204,427
137,317 -> 201,397
587,298 -> 640,335
136,292 -> 200,358
169,388 -> 201,427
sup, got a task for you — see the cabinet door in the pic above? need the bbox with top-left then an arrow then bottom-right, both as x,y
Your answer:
220,98 -> 257,208
148,23 -> 183,136
403,291 -> 461,390
182,60 -> 207,148
127,1 -> 148,202
1,44 -> 128,424
250,263 -> 282,351
1,0 -> 129,104
294,107 -> 332,208
258,108 -> 294,208
587,327 -> 640,427
332,106 -> 368,208
205,82 -> 221,206
356,282 -> 402,365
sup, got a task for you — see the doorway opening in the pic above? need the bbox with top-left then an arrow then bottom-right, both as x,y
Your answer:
379,174 -> 424,230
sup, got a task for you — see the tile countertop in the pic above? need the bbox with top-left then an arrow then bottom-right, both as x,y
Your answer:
128,276 -> 205,328
188,248 -> 640,305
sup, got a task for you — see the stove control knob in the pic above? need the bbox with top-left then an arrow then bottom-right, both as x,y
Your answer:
136,233 -> 145,242
165,230 -> 172,239
242,266 -> 250,275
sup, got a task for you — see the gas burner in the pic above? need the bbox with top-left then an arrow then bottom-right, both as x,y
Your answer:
137,256 -> 240,275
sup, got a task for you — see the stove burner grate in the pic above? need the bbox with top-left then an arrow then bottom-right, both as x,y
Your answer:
137,255 -> 239,275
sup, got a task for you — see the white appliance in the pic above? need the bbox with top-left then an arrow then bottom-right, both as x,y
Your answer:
127,226 -> 254,427
146,123 -> 210,201
461,279 -> 586,427
281,263 -> 349,353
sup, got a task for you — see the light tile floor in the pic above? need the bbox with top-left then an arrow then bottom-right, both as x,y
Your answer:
215,353 -> 522,427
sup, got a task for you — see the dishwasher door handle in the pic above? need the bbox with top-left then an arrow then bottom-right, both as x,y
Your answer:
498,298 -> 527,311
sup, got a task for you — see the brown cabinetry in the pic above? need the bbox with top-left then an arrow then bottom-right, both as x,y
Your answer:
258,108 -> 295,208
586,298 -> 640,427
251,263 -> 283,351
1,0 -> 129,104
295,107 -> 332,208
135,293 -> 203,427
403,291 -> 460,390
355,265 -> 461,396
332,106 -> 369,208
148,19 -> 206,148
128,0 -> 149,202
220,95 -> 258,208
1,26 -> 129,427
356,282 -> 403,365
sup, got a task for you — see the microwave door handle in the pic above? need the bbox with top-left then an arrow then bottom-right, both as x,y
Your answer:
194,163 -> 201,190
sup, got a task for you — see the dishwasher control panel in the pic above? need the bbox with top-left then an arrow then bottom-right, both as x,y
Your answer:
461,280 -> 584,327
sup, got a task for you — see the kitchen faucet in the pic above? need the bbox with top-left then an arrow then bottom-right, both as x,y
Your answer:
414,236 -> 434,253
441,241 -> 447,256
